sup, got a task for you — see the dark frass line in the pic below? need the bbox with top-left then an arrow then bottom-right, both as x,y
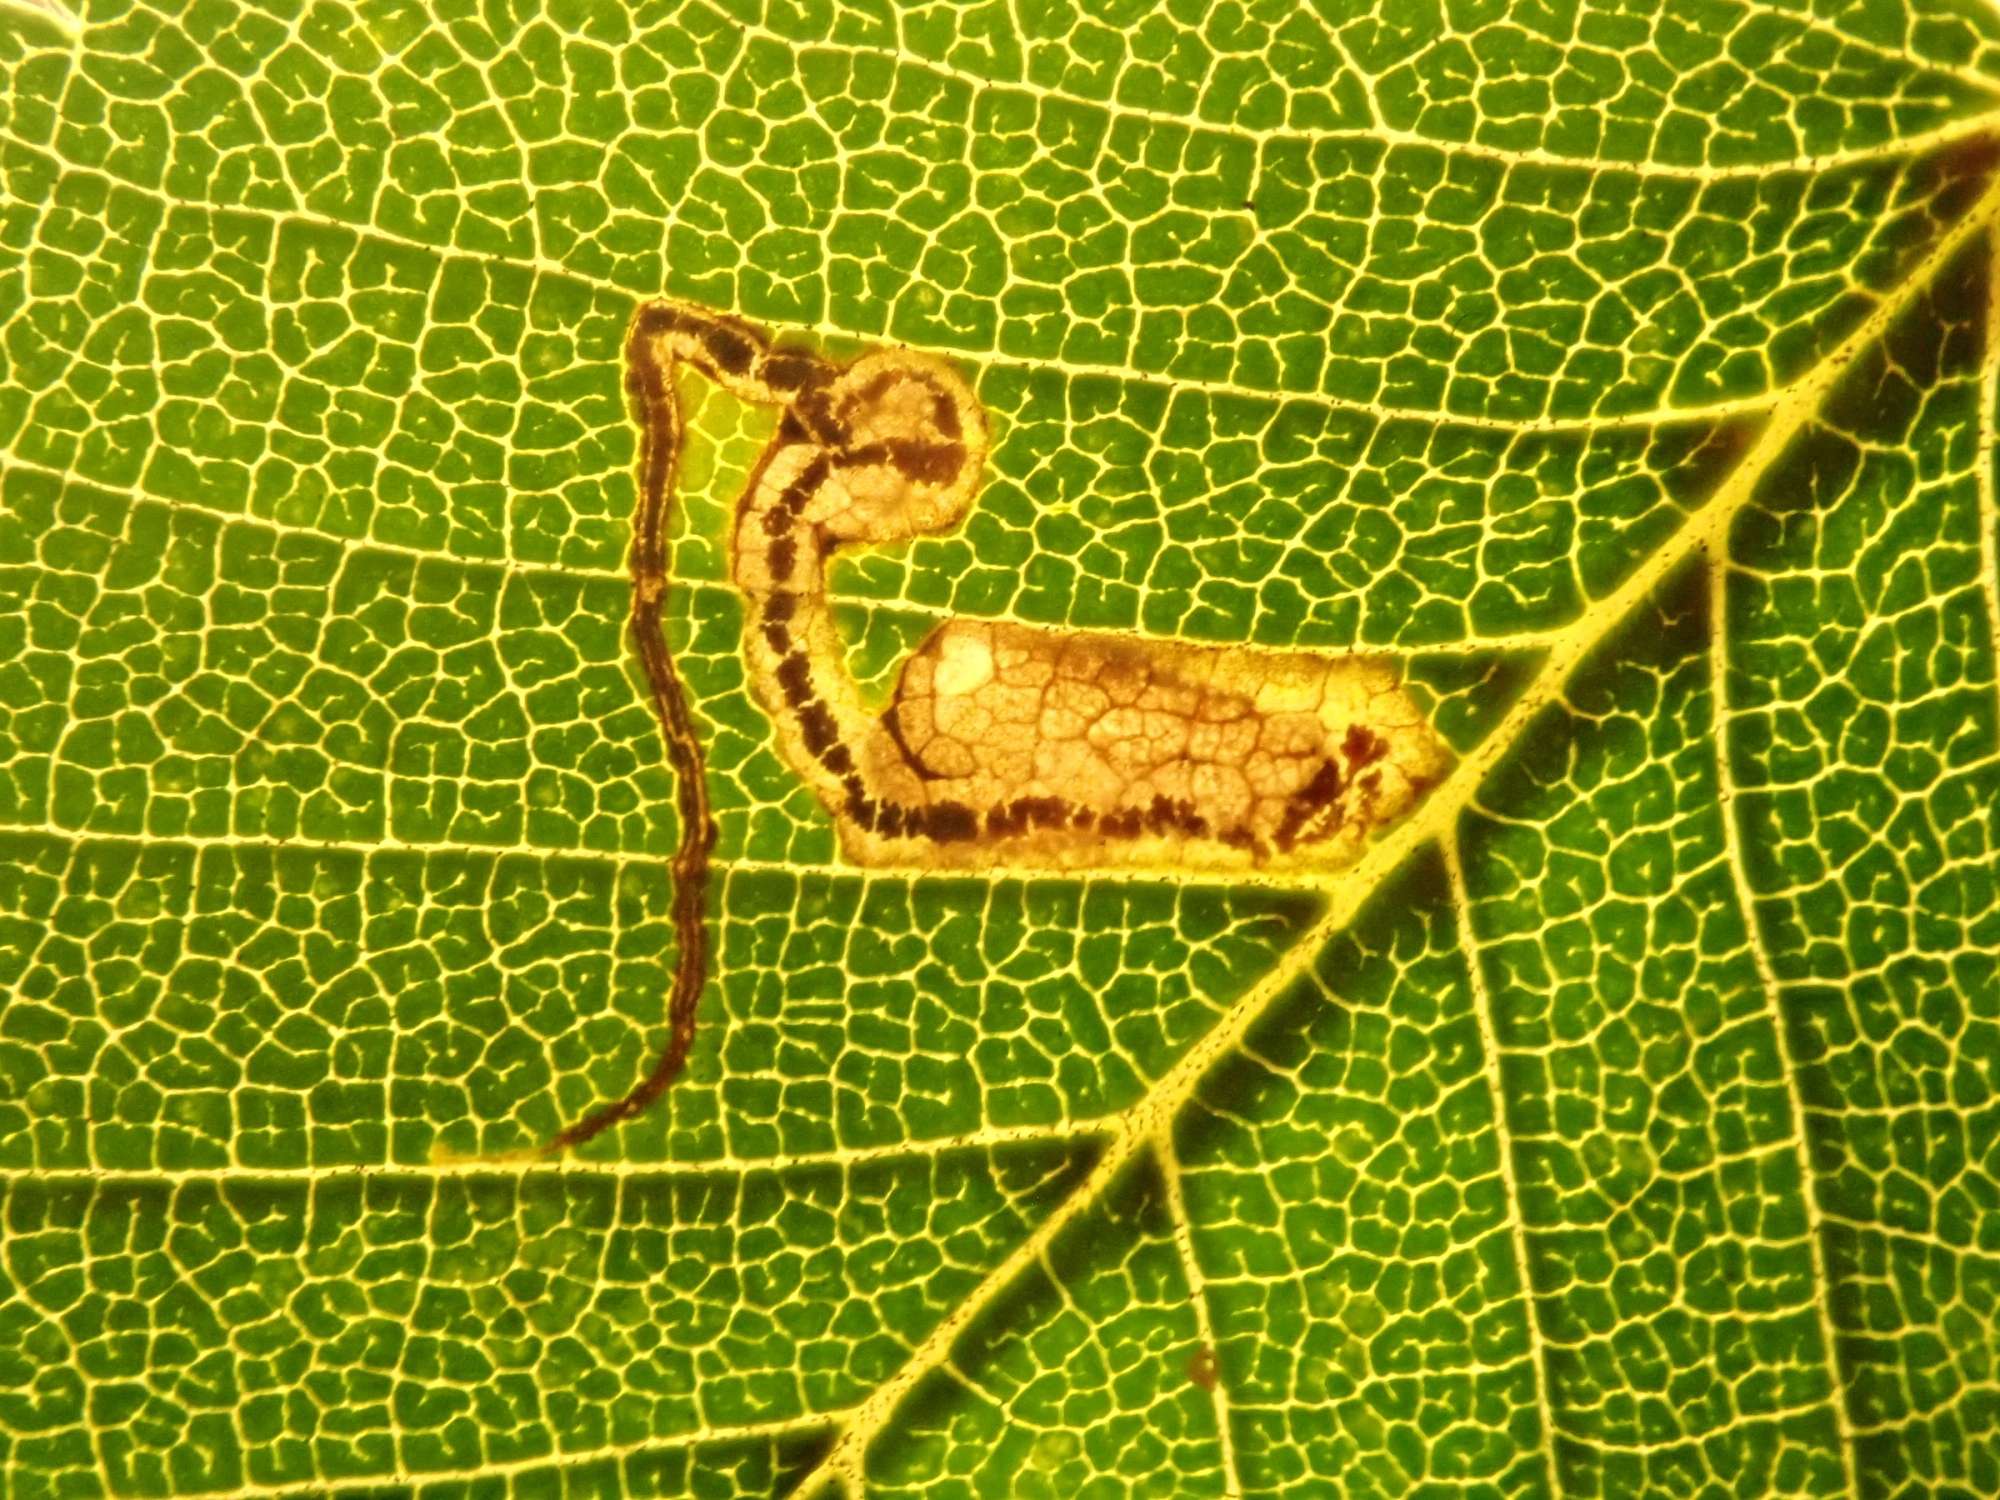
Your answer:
539,308 -> 726,1155
546,300 -> 978,1152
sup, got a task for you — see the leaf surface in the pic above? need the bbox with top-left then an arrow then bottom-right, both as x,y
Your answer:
2,3 -> 1999,1498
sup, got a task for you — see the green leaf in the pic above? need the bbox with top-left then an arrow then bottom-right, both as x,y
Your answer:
2,3 -> 1998,1498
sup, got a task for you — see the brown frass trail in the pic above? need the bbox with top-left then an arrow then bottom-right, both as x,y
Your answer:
543,301 -> 976,1152
539,303 -> 790,1155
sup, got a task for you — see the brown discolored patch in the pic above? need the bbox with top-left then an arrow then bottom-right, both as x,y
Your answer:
1932,129 -> 2000,193
1924,129 -> 2000,224
984,795 -> 1072,839
1271,758 -> 1343,854
1342,724 -> 1385,768
1186,1346 -> 1220,1393
775,651 -> 813,710
1670,417 -> 1760,507
858,619 -> 1448,874
915,800 -> 980,842
762,352 -> 820,391
699,322 -> 762,378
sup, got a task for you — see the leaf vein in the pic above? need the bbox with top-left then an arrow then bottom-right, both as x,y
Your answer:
1444,839 -> 1562,1498
783,140 -> 2000,1500
0,134 -> 1844,433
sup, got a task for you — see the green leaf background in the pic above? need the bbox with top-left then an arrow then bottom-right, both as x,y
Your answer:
3,1 -> 1999,1496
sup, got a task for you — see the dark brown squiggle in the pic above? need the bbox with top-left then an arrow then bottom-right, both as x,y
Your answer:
546,299 -> 1449,1153
539,305 -> 798,1155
